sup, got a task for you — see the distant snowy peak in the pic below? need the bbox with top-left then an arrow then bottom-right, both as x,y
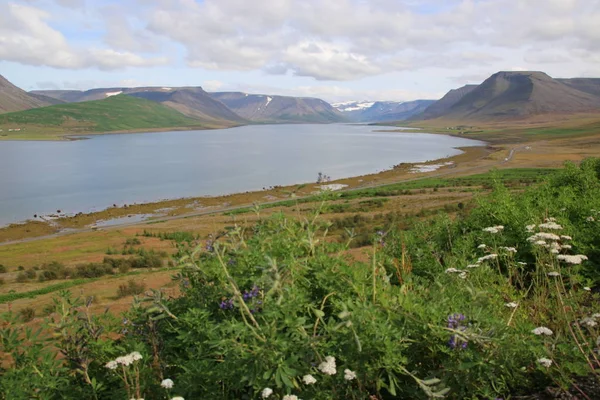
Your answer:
331,101 -> 376,112
329,99 -> 436,122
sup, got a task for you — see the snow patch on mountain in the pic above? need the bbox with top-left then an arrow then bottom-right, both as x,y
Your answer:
331,101 -> 375,112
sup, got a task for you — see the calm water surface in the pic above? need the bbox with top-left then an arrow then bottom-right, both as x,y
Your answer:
0,124 -> 484,226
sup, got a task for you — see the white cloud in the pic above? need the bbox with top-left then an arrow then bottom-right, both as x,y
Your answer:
0,2 -> 168,70
202,80 -> 224,92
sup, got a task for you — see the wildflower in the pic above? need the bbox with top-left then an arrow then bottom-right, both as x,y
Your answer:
581,317 -> 598,328
219,298 -> 234,310
282,395 -> 299,400
483,225 -> 504,234
171,397 -> 184,400
587,216 -> 595,222
115,355 -> 134,366
130,351 -> 143,361
538,222 -> 562,230
302,375 -> 317,385
556,254 -> 588,265
526,224 -> 536,232
344,369 -> 357,381
537,358 -> 553,368
445,268 -> 461,273
477,254 -> 498,263
546,217 -> 557,222
466,264 -> 479,268
161,379 -> 174,389
534,240 -> 547,246
458,272 -> 468,279
477,244 -> 487,249
584,287 -> 591,291
592,313 -> 600,319
261,388 -> 273,398
561,244 -> 572,250
105,360 -> 118,370
560,235 -> 572,240
501,247 -> 517,253
528,232 -> 560,242
505,302 -> 518,308
318,356 -> 337,375
518,262 -> 527,266
448,313 -> 468,350
547,272 -> 560,277
532,327 -> 553,336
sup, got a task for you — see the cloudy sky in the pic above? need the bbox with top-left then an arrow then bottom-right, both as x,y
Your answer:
1,0 -> 599,102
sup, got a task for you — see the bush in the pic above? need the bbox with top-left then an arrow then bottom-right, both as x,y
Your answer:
73,263 -> 114,279
38,261 -> 70,282
124,238 -> 141,246
116,280 -> 146,298
0,264 -> 6,273
18,307 -> 35,322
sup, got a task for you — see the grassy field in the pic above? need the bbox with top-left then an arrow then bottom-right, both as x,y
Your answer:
0,95 -> 209,139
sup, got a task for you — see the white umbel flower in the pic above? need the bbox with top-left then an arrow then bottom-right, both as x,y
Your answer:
116,355 -> 134,366
556,254 -> 588,265
105,360 -> 118,370
584,287 -> 592,291
538,222 -> 562,230
445,268 -> 461,273
537,358 -> 553,368
528,232 -> 560,242
532,327 -> 553,336
586,216 -> 595,222
477,254 -> 498,263
505,302 -> 519,308
161,379 -> 174,389
458,272 -> 468,279
560,235 -> 572,240
477,244 -> 487,249
466,264 -> 480,269
483,225 -> 504,234
526,224 -> 536,232
130,351 -> 143,361
261,388 -> 273,398
282,395 -> 299,400
547,272 -> 560,277
318,356 -> 337,375
171,397 -> 185,400
302,375 -> 316,385
581,317 -> 598,327
344,369 -> 357,381
501,247 -> 517,253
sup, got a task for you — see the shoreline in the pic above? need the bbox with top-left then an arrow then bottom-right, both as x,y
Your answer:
0,143 -> 496,243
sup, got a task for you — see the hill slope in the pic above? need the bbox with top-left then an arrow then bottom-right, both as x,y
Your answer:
414,72 -> 600,122
209,92 -> 347,123
333,100 -> 435,122
0,74 -> 55,114
413,85 -> 478,120
32,87 -> 245,125
557,78 -> 600,98
0,95 -> 211,135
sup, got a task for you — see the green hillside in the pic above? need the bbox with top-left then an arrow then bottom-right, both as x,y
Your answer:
0,95 -> 213,139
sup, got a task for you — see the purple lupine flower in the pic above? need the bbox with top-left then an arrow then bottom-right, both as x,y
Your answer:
447,313 -> 468,350
206,239 -> 215,252
219,298 -> 234,310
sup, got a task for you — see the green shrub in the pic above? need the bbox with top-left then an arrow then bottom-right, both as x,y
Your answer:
0,264 -> 6,273
73,263 -> 114,279
116,280 -> 146,298
18,307 -> 35,322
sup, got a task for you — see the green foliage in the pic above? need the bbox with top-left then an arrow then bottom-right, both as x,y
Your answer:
2,161 -> 600,399
18,307 -> 36,322
117,280 -> 147,298
0,95 -> 204,133
0,264 -> 6,273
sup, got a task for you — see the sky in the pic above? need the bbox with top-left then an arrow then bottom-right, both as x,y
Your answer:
1,0 -> 599,102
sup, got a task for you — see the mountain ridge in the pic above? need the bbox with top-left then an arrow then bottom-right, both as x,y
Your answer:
0,74 -> 56,114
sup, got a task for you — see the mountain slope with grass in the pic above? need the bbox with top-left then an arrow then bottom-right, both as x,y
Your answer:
0,95 -> 212,136
0,74 -> 56,114
32,87 -> 245,126
413,72 -> 600,122
413,84 -> 478,120
210,92 -> 347,123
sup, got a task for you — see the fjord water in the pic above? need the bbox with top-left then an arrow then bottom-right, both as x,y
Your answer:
0,124 -> 483,226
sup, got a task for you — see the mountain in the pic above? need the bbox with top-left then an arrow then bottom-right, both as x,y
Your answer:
332,100 -> 435,122
413,85 -> 478,120
557,78 -> 600,98
413,72 -> 600,122
32,87 -> 244,126
0,74 -> 58,114
0,95 -> 214,135
209,92 -> 347,123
